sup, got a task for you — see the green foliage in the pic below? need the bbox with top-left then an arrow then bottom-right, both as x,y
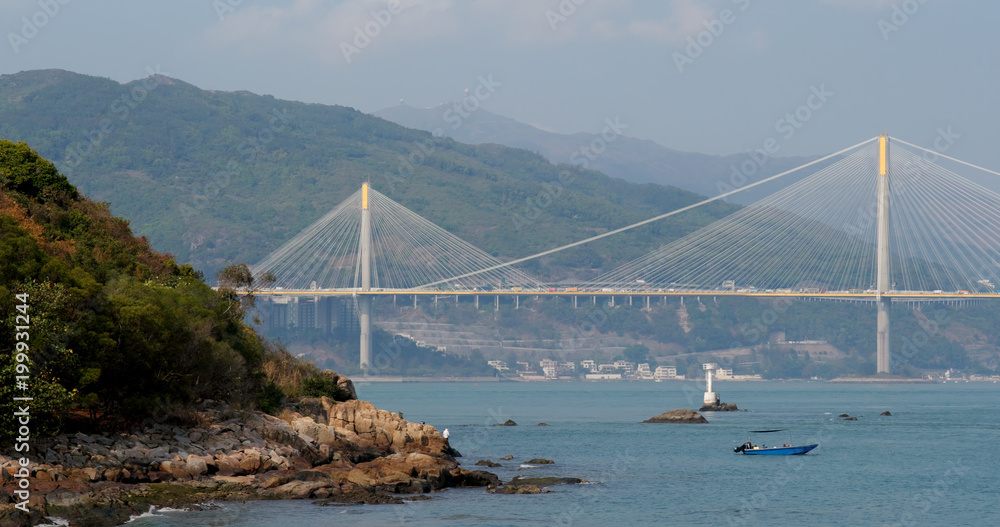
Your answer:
0,140 -> 78,202
0,144 -> 340,443
0,70 -> 737,283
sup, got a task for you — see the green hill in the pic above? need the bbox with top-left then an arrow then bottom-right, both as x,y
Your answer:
0,69 -> 737,283
0,140 -> 350,442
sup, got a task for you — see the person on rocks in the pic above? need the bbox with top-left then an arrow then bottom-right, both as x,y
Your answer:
443,428 -> 450,439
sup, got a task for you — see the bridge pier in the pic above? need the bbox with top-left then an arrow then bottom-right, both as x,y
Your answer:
359,183 -> 372,373
876,135 -> 891,374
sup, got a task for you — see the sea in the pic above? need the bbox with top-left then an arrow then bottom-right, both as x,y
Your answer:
113,380 -> 998,527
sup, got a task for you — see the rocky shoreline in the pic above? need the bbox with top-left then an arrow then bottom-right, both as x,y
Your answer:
0,374 -> 503,526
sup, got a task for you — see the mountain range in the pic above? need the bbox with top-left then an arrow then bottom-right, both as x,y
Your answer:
375,102 -> 819,202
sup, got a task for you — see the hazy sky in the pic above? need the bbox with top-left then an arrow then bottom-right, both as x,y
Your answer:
2,0 -> 998,169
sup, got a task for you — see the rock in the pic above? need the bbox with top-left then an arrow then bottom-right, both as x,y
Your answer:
450,469 -> 500,489
880,411 -> 892,416
838,413 -> 850,417
490,476 -> 584,494
500,454 -> 514,460
491,483 -> 546,494
537,423 -> 549,426
474,459 -> 501,468
185,455 -> 209,477
643,409 -> 708,424
524,458 -> 554,465
843,416 -> 858,421
699,402 -> 739,412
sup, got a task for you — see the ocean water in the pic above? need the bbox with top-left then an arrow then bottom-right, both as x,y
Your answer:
126,381 -> 999,526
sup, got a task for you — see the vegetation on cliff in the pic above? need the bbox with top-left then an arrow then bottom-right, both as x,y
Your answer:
0,141 -> 347,444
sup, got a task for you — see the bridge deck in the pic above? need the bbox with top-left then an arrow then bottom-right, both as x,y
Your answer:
248,290 -> 1000,300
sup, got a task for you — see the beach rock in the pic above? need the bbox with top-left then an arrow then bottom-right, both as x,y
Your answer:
524,458 -> 554,465
501,454 -> 514,460
643,409 -> 708,424
838,413 -> 850,417
475,459 -> 502,467
0,371 -> 494,527
537,423 -> 549,426
880,411 -> 892,416
843,416 -> 858,421
494,419 -> 518,426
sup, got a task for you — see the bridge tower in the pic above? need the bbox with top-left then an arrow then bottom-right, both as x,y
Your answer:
876,135 -> 891,374
359,183 -> 372,373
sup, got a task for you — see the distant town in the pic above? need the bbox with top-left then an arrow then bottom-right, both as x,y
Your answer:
486,359 -> 763,382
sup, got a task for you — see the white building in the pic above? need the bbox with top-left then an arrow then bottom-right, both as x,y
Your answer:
581,360 -> 596,372
487,360 -> 509,372
613,360 -> 636,374
654,366 -> 678,380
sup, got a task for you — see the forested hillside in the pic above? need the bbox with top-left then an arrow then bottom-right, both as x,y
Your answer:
0,141 -> 348,443
0,69 -> 736,283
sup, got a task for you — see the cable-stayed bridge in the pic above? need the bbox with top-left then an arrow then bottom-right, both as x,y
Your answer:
248,135 -> 1000,374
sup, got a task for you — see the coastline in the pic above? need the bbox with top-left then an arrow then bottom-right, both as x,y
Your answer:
0,373 -> 499,527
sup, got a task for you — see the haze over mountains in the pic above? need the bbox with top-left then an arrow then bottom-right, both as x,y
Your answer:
0,69 -> 739,281
375,102 -> 818,202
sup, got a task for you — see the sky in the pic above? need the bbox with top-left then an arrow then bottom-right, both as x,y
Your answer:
2,0 -> 999,171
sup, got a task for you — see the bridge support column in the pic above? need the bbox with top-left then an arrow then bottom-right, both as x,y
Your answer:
574,296 -> 578,308
876,135 -> 892,375
475,295 -> 479,309
515,296 -> 519,309
495,295 -> 499,311
359,183 -> 372,374
359,295 -> 372,372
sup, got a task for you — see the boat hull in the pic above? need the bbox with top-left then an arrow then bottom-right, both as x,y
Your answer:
741,444 -> 818,455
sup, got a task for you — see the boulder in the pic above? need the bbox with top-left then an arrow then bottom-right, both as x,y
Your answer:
880,411 -> 892,416
843,416 -> 858,421
494,419 -> 518,426
643,409 -> 708,424
490,475 -> 584,494
699,402 -> 739,412
524,458 -> 554,465
838,413 -> 850,417
475,459 -> 501,468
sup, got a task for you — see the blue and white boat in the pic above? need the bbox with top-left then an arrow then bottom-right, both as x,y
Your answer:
734,429 -> 818,455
